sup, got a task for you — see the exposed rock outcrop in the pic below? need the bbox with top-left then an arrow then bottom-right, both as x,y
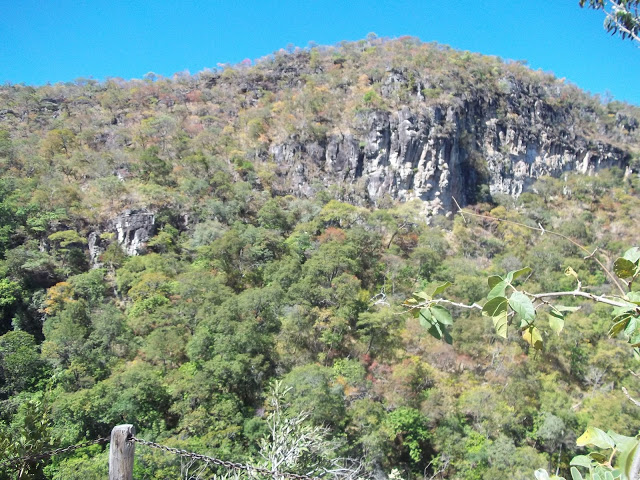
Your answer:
87,231 -> 104,268
86,209 -> 156,266
269,91 -> 628,215
112,209 -> 155,256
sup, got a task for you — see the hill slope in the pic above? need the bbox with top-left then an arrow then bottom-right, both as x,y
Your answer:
0,37 -> 640,480
1,37 -> 638,222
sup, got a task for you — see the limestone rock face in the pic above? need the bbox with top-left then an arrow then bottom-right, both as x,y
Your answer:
86,209 -> 155,266
111,210 -> 156,256
87,231 -> 103,268
268,96 -> 628,214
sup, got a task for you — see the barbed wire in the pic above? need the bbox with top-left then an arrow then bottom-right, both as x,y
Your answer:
0,437 -> 109,472
131,436 -> 322,480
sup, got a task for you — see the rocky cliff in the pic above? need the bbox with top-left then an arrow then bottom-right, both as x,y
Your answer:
269,84 -> 629,216
86,210 -> 155,266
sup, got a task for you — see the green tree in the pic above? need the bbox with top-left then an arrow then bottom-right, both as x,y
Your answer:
281,364 -> 346,428
40,129 -> 76,160
0,130 -> 15,168
0,331 -> 47,397
47,230 -> 88,275
138,146 -> 173,185
386,407 -> 431,465
0,394 -> 54,479
0,278 -> 24,332
42,300 -> 91,374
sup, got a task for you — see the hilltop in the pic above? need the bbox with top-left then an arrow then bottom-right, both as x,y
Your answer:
1,36 -> 638,222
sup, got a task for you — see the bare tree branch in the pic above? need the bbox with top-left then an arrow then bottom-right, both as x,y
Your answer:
452,198 -> 627,296
622,386 -> 640,407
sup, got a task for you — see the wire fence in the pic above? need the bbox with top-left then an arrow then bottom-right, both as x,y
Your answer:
131,435 -> 321,480
0,437 -> 110,472
0,430 -> 323,480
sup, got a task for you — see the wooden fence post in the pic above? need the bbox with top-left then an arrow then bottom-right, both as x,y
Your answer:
109,424 -> 135,480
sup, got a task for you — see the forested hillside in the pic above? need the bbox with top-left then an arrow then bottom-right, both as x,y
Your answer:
0,37 -> 639,479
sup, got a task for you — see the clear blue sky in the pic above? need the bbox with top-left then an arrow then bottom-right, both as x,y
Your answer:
1,0 -> 638,104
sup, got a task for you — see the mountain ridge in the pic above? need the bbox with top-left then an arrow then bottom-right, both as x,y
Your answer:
1,37 -> 637,228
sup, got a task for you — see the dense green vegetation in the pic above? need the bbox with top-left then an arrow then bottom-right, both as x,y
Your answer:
0,37 -> 639,479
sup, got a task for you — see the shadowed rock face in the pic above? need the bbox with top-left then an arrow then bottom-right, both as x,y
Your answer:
87,210 -> 155,264
87,232 -> 103,267
112,210 -> 156,256
269,98 -> 628,216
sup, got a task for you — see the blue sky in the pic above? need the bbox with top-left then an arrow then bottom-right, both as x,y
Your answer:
1,0 -> 638,104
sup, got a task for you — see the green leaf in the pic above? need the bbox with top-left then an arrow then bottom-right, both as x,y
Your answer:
488,275 -> 503,289
509,291 -> 536,322
614,436 -> 639,480
523,326 -> 543,350
493,310 -> 509,338
431,305 -> 453,325
609,434 -> 638,480
577,427 -> 615,449
608,430 -> 637,448
570,467 -> 584,480
431,282 -> 452,297
609,470 -> 622,480
419,308 -> 433,328
487,280 -> 508,300
614,258 -> 638,279
570,456 -> 593,469
609,315 -> 632,337
413,291 -> 431,301
549,313 -> 564,335
428,321 -> 443,340
627,291 -> 640,304
588,452 -> 609,463
483,296 -> 509,339
483,296 -> 508,317
612,306 -> 636,319
507,266 -> 532,282
623,247 -> 640,263
624,317 -> 638,337
442,327 -> 453,345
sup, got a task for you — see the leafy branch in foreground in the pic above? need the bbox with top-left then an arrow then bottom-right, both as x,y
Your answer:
535,426 -> 640,480
404,207 -> 640,480
580,0 -> 640,44
406,248 -> 640,353
407,204 -> 640,353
